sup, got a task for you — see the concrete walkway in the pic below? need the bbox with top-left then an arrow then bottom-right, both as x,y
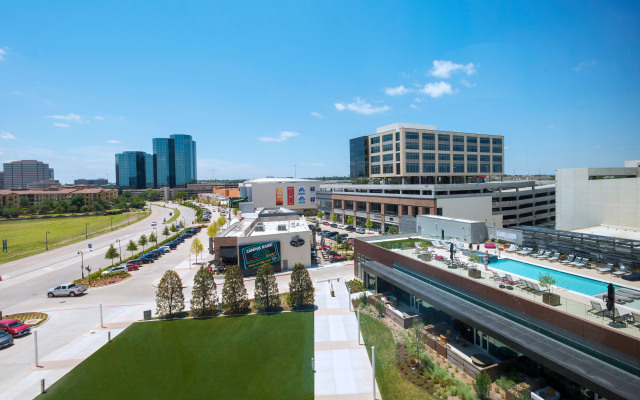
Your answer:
314,278 -> 380,400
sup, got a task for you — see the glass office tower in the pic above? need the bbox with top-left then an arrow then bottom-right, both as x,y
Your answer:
170,134 -> 197,187
115,151 -> 151,189
349,136 -> 369,179
152,138 -> 175,187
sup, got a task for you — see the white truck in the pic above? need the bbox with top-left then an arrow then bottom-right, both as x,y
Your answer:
47,283 -> 88,298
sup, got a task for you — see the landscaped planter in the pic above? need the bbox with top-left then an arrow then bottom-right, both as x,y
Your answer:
542,293 -> 561,306
468,268 -> 482,279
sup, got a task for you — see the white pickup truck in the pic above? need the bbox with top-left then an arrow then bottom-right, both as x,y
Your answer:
47,283 -> 88,298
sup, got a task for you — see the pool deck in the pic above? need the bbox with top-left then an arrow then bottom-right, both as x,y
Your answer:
387,241 -> 640,340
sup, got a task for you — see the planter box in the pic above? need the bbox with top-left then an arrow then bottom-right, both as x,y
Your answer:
435,341 -> 448,358
543,293 -> 561,306
468,269 -> 482,279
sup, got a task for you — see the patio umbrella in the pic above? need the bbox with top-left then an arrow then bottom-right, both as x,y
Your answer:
607,283 -> 615,323
449,243 -> 454,260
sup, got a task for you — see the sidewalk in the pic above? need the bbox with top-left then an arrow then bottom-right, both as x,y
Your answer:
314,278 -> 380,400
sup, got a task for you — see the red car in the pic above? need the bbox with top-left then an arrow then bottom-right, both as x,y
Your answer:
0,319 -> 31,337
332,256 -> 347,262
126,263 -> 139,271
322,221 -> 330,226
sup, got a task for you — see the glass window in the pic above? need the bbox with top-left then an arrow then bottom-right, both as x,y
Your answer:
422,132 -> 435,141
493,155 -> 502,162
422,162 -> 435,173
492,138 -> 502,145
423,153 -> 435,160
371,165 -> 380,174
467,164 -> 478,173
466,136 -> 477,143
438,163 -> 451,173
383,164 -> 393,173
480,155 -> 490,162
382,144 -> 393,152
493,146 -> 502,153
453,163 -> 465,173
453,135 -> 464,143
396,132 -> 400,141
382,133 -> 393,142
406,152 -> 419,160
422,142 -> 435,151
467,145 -> 477,152
467,154 -> 477,161
480,146 -> 490,153
453,144 -> 464,152
371,136 -> 380,144
405,132 -> 419,140
371,155 -> 380,162
406,142 -> 419,150
480,137 -> 490,144
438,153 -> 450,161
438,134 -> 450,142
396,152 -> 400,161
438,143 -> 450,151
453,154 -> 464,161
481,164 -> 490,173
383,154 -> 393,162
493,164 -> 503,173
371,146 -> 380,153
406,163 -> 420,173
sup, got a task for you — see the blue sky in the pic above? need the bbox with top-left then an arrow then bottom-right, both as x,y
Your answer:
1,1 -> 639,183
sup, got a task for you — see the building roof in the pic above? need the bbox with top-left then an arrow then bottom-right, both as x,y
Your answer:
376,123 -> 437,133
243,177 -> 319,184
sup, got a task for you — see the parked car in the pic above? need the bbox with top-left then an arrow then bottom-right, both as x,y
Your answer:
151,221 -> 157,227
141,254 -> 156,263
126,263 -> 139,271
0,319 -> 31,337
159,246 -> 171,253
332,255 -> 347,262
47,282 -> 88,297
330,223 -> 338,228
127,260 -> 142,268
0,330 -> 13,349
322,221 -> 330,226
166,242 -> 178,249
102,265 -> 127,275
345,226 -> 356,232
339,233 -> 349,240
355,228 -> 366,234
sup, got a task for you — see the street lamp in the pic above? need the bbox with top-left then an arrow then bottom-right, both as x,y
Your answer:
45,231 -> 50,251
86,265 -> 92,286
78,250 -> 84,278
110,217 -> 113,231
85,223 -> 89,239
116,239 -> 122,262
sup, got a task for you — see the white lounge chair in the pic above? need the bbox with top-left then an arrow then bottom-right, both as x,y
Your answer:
569,257 -> 584,267
490,270 -> 507,281
548,253 -> 560,262
597,264 -> 613,274
589,301 -> 610,318
504,244 -> 518,252
612,265 -> 628,277
560,254 -> 575,264
536,251 -> 550,259
575,258 -> 590,269
531,250 -> 544,258
517,247 -> 532,255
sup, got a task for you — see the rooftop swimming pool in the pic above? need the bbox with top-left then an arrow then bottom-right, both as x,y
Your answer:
490,258 -> 620,296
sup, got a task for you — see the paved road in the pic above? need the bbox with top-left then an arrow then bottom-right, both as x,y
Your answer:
0,203 -> 357,399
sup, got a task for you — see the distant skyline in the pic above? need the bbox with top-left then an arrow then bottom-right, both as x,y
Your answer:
1,1 -> 639,183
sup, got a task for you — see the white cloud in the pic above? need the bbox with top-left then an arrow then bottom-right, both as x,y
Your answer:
94,116 -> 105,120
573,59 -> 597,71
384,85 -> 411,96
257,131 -> 299,143
418,82 -> 456,98
1,131 -> 16,139
311,112 -> 324,119
410,104 -> 420,110
547,125 -> 555,129
460,79 -> 476,88
107,140 -> 121,144
11,91 -> 24,96
430,60 -> 476,78
46,113 -> 82,123
334,98 -> 390,115
592,144 -> 602,150
52,122 -> 70,128
0,48 -> 5,61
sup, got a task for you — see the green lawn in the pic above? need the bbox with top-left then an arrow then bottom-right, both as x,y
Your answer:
374,238 -> 432,250
0,211 -> 148,263
360,313 -> 437,400
41,312 -> 314,400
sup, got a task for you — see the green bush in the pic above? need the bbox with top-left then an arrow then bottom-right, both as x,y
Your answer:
347,279 -> 364,293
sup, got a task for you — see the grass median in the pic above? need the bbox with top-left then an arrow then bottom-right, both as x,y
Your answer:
40,312 -> 314,400
0,210 -> 148,263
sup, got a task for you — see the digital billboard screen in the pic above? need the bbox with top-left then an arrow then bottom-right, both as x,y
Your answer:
239,241 -> 281,270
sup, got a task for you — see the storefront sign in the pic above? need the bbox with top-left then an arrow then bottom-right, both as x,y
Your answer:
290,235 -> 305,247
298,187 -> 306,195
275,187 -> 283,206
239,241 -> 281,269
310,186 -> 316,194
287,186 -> 295,205
298,195 -> 306,204
309,196 -> 316,204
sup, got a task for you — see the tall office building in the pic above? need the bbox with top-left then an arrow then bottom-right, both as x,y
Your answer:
152,134 -> 197,188
115,151 -> 154,190
349,136 -> 369,179
352,123 -> 504,184
2,160 -> 54,189
152,138 -> 175,187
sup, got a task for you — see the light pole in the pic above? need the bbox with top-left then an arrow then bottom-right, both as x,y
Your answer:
45,231 -> 50,251
116,239 -> 122,262
110,217 -> 113,231
85,223 -> 89,239
78,250 -> 84,278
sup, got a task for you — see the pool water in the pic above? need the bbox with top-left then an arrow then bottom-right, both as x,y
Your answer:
490,259 -> 620,296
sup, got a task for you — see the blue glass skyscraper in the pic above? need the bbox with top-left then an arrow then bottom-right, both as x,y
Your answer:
152,138 -> 175,187
115,151 -> 153,189
168,134 -> 197,187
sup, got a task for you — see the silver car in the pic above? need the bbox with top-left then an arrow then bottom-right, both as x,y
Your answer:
0,330 -> 13,349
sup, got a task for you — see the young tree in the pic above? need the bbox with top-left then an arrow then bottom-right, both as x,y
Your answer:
190,237 -> 204,263
126,239 -> 138,257
138,234 -> 148,251
221,265 -> 249,314
170,223 -> 179,233
317,210 -> 323,219
155,270 -> 185,319
473,371 -> 491,400
232,207 -> 239,215
207,221 -> 220,238
70,194 -> 85,209
365,218 -> 373,231
254,263 -> 280,312
149,232 -> 157,245
388,225 -> 399,234
162,226 -> 170,239
289,263 -> 314,310
105,244 -> 120,267
217,214 -> 227,227
410,319 -> 423,356
330,212 -> 337,223
191,266 -> 218,317
347,215 -> 354,226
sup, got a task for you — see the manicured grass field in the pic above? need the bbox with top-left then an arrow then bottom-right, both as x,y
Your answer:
0,211 -> 148,263
41,312 -> 314,400
359,313 -> 437,400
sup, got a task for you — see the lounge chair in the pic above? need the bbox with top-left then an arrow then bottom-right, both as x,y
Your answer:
517,247 -> 532,255
569,257 -> 584,267
490,270 -> 507,281
504,274 -> 522,285
536,250 -> 550,259
617,288 -> 640,299
612,266 -> 628,277
560,254 -> 575,264
597,264 -> 613,274
589,300 -> 610,318
531,250 -> 544,258
504,244 -> 518,252
575,258 -> 590,269
614,308 -> 633,323
632,311 -> 640,325
528,282 -> 548,294
547,253 -> 560,262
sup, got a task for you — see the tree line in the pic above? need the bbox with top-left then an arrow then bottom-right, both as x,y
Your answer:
156,263 -> 314,318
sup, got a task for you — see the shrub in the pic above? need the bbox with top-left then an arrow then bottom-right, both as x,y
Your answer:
473,371 -> 491,400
